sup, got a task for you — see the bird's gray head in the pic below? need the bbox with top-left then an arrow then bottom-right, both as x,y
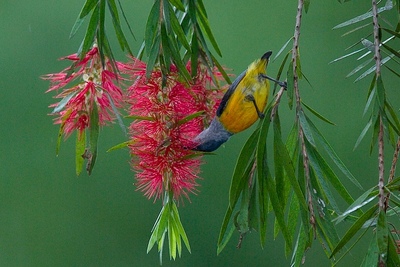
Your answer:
192,118 -> 232,152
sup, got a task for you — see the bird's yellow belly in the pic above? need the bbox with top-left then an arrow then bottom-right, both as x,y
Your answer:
219,88 -> 268,133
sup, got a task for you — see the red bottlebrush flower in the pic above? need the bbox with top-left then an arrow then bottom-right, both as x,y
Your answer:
127,59 -> 226,200
43,44 -> 128,138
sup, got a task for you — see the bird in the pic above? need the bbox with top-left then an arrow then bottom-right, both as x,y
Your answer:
193,51 -> 285,152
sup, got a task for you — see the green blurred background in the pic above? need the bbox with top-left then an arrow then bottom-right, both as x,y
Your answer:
1,1 -> 399,266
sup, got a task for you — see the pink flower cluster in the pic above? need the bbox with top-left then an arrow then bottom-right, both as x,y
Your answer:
127,59 -> 224,200
43,46 -> 127,137
44,47 -> 226,200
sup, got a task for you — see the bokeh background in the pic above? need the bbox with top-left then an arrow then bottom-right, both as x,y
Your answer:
1,1 -> 399,266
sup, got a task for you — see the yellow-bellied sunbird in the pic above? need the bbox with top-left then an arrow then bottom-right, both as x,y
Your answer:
193,51 -> 286,152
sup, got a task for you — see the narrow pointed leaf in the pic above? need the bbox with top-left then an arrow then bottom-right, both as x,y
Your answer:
80,4 -> 99,58
265,167 -> 293,249
290,224 -> 307,267
330,204 -> 377,258
302,101 -> 335,125
107,140 -> 135,152
76,132 -> 86,175
229,129 -> 259,208
361,232 -> 379,267
329,47 -> 365,64
196,1 -> 222,56
376,210 -> 388,261
87,104 -> 99,175
298,111 -> 315,146
107,0 -> 132,54
217,205 -> 235,254
52,91 -> 77,113
169,5 -> 191,51
334,187 -> 375,224
354,118 -> 372,150
306,117 -> 362,189
273,37 -> 293,61
145,1 -> 160,56
333,2 -> 393,29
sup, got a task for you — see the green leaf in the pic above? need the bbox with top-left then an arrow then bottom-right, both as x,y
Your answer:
330,204 -> 377,258
302,101 -> 335,125
80,4 -> 99,58
334,187 -> 376,224
286,193 -> 300,256
107,140 -> 135,152
274,51 -> 290,93
346,57 -> 374,78
382,27 -> 400,39
308,167 -> 340,253
298,111 -> 315,146
79,0 -> 98,19
330,47 -> 365,64
116,0 -> 135,40
354,118 -> 372,150
171,202 -> 191,254
196,23 -> 215,68
146,35 -> 160,79
360,232 -> 379,267
168,5 -> 191,51
55,109 -> 72,156
177,111 -> 204,126
306,117 -> 363,190
287,61 -> 294,109
370,115 -> 380,154
87,104 -> 99,175
377,209 -> 388,259
265,166 -> 293,249
190,32 -> 199,78
333,1 -> 393,29
290,224 -> 307,267
363,87 -> 375,117
166,32 -> 191,82
385,100 -> 400,135
305,142 -> 347,209
147,204 -> 169,254
196,5 -> 222,56
107,0 -> 132,54
274,123 -> 308,211
257,145 -> 269,247
211,53 -> 232,84
376,75 -> 386,109
355,54 -> 395,82
217,206 -> 235,254
169,0 -> 185,11
52,91 -> 77,114
229,129 -> 259,208
304,0 -> 311,13
76,131 -> 86,176
274,37 -> 293,61
145,0 -> 160,56
387,231 -> 400,266
235,180 -> 251,234
382,43 -> 400,59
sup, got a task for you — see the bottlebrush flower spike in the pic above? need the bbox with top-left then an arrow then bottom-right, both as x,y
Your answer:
127,58 -> 226,200
43,44 -> 127,139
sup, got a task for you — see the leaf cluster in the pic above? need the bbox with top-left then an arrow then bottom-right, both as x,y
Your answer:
140,0 -> 230,85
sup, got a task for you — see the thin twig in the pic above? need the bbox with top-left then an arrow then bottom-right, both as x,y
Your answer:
371,0 -> 385,213
292,0 -> 316,233
388,138 -> 400,183
378,116 -> 385,210
270,86 -> 286,120
384,137 -> 400,211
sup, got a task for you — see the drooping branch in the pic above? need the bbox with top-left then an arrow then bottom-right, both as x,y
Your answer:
291,0 -> 316,232
371,0 -> 386,213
